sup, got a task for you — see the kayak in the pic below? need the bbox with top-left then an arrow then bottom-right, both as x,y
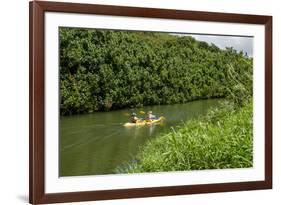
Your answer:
123,116 -> 165,127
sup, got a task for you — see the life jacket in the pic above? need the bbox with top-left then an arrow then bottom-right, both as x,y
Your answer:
131,116 -> 138,123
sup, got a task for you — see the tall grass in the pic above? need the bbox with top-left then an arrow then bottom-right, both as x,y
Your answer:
123,100 -> 253,173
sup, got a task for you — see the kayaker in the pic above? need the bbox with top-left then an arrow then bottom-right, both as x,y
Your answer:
131,113 -> 139,123
147,111 -> 156,120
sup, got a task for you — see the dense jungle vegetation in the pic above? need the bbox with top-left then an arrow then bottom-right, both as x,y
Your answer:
59,28 -> 252,115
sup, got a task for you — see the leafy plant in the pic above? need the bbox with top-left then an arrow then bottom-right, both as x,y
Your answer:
59,28 -> 253,115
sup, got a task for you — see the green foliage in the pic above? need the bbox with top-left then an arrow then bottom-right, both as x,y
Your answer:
60,28 -> 252,115
121,100 -> 253,173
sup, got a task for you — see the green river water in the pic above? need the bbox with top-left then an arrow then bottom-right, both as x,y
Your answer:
60,99 -> 222,176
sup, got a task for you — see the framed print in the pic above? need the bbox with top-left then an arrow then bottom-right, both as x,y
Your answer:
29,1 -> 272,204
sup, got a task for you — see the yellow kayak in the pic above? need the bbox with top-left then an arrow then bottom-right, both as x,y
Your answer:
123,116 -> 165,127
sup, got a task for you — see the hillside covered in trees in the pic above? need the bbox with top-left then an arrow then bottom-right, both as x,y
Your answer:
59,28 -> 252,115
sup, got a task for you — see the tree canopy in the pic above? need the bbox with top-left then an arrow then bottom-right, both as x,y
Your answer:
60,28 -> 252,115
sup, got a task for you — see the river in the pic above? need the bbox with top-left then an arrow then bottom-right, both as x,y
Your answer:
60,98 -> 222,176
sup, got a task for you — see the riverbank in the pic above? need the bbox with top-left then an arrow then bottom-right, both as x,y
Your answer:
124,100 -> 253,173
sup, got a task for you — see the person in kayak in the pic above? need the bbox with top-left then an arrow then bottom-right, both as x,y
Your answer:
131,113 -> 139,123
147,111 -> 157,120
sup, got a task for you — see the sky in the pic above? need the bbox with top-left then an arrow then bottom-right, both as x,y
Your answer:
171,33 -> 253,57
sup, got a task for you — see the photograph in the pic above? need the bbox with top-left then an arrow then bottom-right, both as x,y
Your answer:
29,1 -> 272,203
59,27 -> 254,177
